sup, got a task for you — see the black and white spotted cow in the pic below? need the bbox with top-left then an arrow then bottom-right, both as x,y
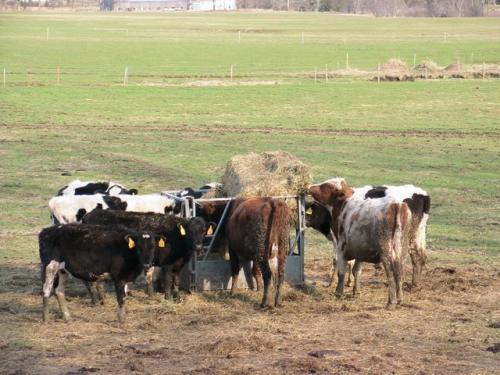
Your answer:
39,224 -> 161,323
48,194 -> 125,225
57,179 -> 138,196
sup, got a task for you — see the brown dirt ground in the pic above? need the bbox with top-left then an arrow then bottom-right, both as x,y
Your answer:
0,252 -> 499,375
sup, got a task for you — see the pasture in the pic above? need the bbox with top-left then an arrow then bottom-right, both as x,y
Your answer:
0,11 -> 499,374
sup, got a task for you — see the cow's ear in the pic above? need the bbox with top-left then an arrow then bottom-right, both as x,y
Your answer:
158,236 -> 167,248
177,223 -> 186,236
125,235 -> 136,249
129,189 -> 138,195
206,223 -> 216,236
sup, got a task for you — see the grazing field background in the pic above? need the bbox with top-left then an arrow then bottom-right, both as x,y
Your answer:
0,11 -> 499,375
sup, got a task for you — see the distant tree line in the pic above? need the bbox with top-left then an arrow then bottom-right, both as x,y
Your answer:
237,0 -> 495,16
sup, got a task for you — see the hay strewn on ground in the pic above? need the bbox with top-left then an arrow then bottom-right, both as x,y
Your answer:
374,58 -> 500,81
221,151 -> 312,199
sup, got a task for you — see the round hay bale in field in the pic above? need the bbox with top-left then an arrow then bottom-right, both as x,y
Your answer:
379,58 -> 414,81
415,59 -> 440,73
221,151 -> 312,199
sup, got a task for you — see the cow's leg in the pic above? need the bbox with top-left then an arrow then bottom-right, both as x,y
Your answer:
96,281 -> 106,305
346,260 -> 353,287
243,261 -> 255,290
381,256 -> 397,307
145,267 -> 155,297
84,281 -> 99,306
335,244 -> 347,298
55,270 -> 71,322
114,280 -> 127,324
42,261 -> 59,323
252,262 -> 262,291
172,268 -> 181,302
327,253 -> 337,287
274,254 -> 287,307
162,265 -> 173,301
352,260 -> 363,297
259,259 -> 273,308
394,259 -> 405,305
229,248 -> 242,295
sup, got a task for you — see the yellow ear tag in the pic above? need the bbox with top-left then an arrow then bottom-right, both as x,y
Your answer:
128,237 -> 136,249
179,224 -> 186,236
158,238 -> 166,248
306,207 -> 313,215
207,225 -> 213,236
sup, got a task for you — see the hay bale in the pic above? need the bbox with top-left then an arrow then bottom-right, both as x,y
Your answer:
415,59 -> 440,73
379,58 -> 414,81
382,58 -> 409,72
221,151 -> 312,199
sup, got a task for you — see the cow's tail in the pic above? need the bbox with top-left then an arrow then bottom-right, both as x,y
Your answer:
390,202 -> 411,265
269,200 -> 290,258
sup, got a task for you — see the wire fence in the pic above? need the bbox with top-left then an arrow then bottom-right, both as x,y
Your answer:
2,61 -> 499,88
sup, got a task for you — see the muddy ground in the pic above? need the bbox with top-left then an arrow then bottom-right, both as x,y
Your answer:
0,251 -> 499,375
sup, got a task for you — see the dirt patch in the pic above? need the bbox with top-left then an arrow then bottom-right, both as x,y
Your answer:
140,80 -> 281,88
0,256 -> 499,374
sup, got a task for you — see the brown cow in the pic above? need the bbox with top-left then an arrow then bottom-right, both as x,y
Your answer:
227,197 -> 290,308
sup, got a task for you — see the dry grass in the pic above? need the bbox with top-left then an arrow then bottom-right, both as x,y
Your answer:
0,252 -> 499,374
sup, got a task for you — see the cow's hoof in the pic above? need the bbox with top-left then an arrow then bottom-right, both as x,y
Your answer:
62,314 -> 71,322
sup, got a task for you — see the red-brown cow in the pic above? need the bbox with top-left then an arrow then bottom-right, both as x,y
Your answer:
226,197 -> 290,308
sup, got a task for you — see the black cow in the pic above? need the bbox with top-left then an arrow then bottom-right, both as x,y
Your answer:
39,224 -> 161,323
82,209 -> 214,301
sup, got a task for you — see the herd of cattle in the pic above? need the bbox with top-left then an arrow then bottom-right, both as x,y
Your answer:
39,178 -> 430,323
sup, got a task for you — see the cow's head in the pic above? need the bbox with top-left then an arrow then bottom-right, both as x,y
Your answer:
305,201 -> 333,240
125,232 -> 159,271
180,217 -> 216,257
103,196 -> 127,211
308,178 -> 353,210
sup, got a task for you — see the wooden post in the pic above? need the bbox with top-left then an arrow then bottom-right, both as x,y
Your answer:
346,52 -> 349,69
483,61 -> 486,80
471,52 -> 474,64
425,67 -> 428,80
238,30 -> 241,43
123,67 -> 128,86
325,64 -> 328,83
314,67 -> 317,83
57,66 -> 60,85
377,63 -> 380,84
413,53 -> 416,68
2,68 -> 5,88
46,27 -> 49,41
230,64 -> 233,82
301,32 -> 304,44
27,69 -> 32,86
444,32 -> 447,43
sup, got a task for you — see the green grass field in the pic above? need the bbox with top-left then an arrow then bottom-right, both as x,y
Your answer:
0,11 -> 499,263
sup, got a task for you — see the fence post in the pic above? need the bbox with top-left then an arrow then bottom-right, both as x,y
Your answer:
3,68 -> 5,88
57,66 -> 60,85
230,64 -> 233,82
123,67 -> 128,86
413,53 -> 416,68
346,52 -> 349,69
314,67 -> 317,83
238,30 -> 241,43
325,64 -> 328,83
301,32 -> 304,44
377,63 -> 380,84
